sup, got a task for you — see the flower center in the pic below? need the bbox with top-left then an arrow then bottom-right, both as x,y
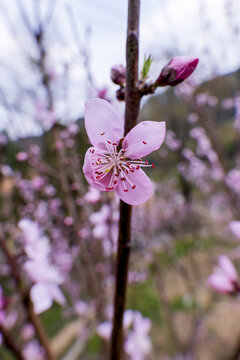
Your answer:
89,136 -> 154,192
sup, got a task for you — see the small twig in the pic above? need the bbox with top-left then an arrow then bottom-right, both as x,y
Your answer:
0,323 -> 25,360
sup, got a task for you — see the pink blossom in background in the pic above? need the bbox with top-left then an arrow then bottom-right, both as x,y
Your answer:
0,134 -> 8,145
19,219 -> 50,261
23,340 -> 45,360
222,97 -> 234,109
125,311 -> 152,360
208,255 -> 239,294
84,186 -> 101,203
31,176 -> 45,191
30,282 -> 65,314
21,324 -> 35,341
229,221 -> 240,240
0,286 -> 9,325
16,152 -> 28,161
187,112 -> 198,123
74,301 -> 91,316
83,99 -> 166,205
97,310 -> 152,359
97,321 -> 112,340
19,219 -> 66,314
64,216 -> 74,226
165,130 -> 182,151
225,168 -> 240,193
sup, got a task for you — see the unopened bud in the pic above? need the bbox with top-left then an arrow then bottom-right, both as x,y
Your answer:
111,65 -> 126,86
156,56 -> 199,87
116,88 -> 125,101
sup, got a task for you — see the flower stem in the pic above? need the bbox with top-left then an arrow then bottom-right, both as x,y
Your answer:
110,1 -> 141,359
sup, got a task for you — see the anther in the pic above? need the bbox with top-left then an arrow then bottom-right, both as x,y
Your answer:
143,141 -> 147,144
132,185 -> 136,189
101,132 -> 105,135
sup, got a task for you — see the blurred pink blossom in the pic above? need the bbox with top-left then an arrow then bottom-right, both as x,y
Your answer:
125,311 -> 152,360
16,152 -> 28,161
225,169 -> 240,193
229,221 -> 240,240
19,219 -> 66,314
64,216 -> 74,226
83,99 -> 166,205
84,186 -> 101,203
23,340 -> 44,360
208,255 -> 239,294
21,324 -> 35,341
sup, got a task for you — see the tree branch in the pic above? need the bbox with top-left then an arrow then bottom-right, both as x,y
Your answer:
110,1 -> 141,359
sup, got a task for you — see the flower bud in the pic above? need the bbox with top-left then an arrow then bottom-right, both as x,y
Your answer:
111,65 -> 126,86
156,56 -> 199,87
116,88 -> 125,101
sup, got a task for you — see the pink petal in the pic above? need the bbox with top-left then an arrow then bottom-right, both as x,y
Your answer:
115,169 -> 153,205
229,221 -> 240,239
85,99 -> 124,148
48,284 -> 66,306
30,283 -> 53,314
97,321 -> 112,340
207,273 -> 234,293
83,147 -> 118,191
122,121 -> 166,159
83,148 -> 109,191
218,255 -> 238,282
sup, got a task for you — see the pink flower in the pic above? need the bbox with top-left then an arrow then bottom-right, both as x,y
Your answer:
83,99 -> 166,205
208,255 -> 239,294
30,283 -> 65,314
156,56 -> 199,87
229,221 -> 240,240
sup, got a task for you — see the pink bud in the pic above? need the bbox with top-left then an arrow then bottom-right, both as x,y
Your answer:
111,64 -> 126,86
156,56 -> 199,87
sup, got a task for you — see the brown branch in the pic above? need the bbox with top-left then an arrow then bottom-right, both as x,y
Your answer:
0,323 -> 25,360
110,1 -> 141,359
0,234 -> 57,360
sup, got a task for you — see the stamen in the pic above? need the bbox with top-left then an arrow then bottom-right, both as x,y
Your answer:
89,137 -> 155,193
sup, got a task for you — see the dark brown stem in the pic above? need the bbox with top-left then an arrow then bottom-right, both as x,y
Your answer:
229,337 -> 240,360
0,323 -> 25,360
110,1 -> 141,359
0,235 -> 57,360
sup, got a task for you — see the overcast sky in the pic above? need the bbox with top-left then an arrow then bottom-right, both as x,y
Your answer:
0,0 -> 239,136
